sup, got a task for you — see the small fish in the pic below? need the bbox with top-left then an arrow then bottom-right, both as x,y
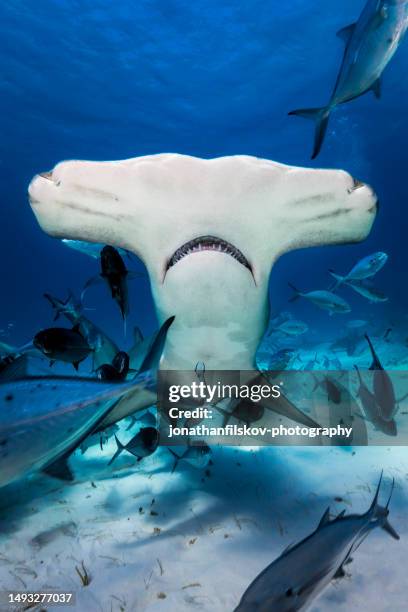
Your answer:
354,365 -> 397,436
108,427 -> 159,465
82,246 -> 140,333
62,239 -> 129,260
33,324 -> 93,370
96,351 -> 130,381
329,274 -> 388,303
303,353 -> 319,371
329,252 -> 388,289
288,284 -> 350,314
289,0 -> 408,157
234,474 -> 399,611
322,355 -> 330,369
330,355 -> 342,370
269,320 -> 309,337
44,291 -> 119,369
365,334 -> 396,421
168,442 -> 212,472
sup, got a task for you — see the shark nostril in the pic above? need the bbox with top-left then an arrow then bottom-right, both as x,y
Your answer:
39,171 -> 53,181
353,177 -> 365,190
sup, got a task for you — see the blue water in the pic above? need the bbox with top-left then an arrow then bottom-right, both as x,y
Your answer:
1,0 -> 407,346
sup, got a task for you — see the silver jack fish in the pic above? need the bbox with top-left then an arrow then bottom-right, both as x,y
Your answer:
0,317 -> 174,488
290,0 -> 408,158
235,473 -> 399,611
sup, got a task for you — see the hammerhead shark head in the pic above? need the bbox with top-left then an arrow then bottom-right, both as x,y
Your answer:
28,154 -> 377,427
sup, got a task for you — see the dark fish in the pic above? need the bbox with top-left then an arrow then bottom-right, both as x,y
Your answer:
33,324 -> 93,370
365,334 -> 396,420
82,246 -> 140,333
289,1 -> 408,158
108,427 -> 159,465
354,365 -> 397,436
96,351 -> 130,381
234,474 -> 399,611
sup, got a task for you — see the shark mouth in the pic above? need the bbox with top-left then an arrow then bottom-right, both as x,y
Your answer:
166,235 -> 253,276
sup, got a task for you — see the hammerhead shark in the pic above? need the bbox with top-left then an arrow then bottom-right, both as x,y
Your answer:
28,154 -> 377,427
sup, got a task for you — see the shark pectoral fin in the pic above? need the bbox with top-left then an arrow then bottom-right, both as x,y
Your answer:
336,23 -> 356,43
371,78 -> 382,100
42,454 -> 74,481
137,316 -> 175,374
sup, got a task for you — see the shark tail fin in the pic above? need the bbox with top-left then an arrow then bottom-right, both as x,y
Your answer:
368,473 -> 400,540
288,283 -> 301,303
288,106 -> 331,159
108,435 -> 125,466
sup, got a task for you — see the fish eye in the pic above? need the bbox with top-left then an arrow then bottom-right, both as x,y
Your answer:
285,588 -> 294,597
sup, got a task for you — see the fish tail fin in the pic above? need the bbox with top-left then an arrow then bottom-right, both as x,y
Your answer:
168,448 -> 180,473
328,269 -> 344,291
368,473 -> 400,540
108,435 -> 125,466
288,106 -> 331,159
288,283 -> 301,302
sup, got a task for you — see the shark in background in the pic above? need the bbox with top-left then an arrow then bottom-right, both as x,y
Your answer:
234,474 -> 399,611
290,0 -> 408,158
